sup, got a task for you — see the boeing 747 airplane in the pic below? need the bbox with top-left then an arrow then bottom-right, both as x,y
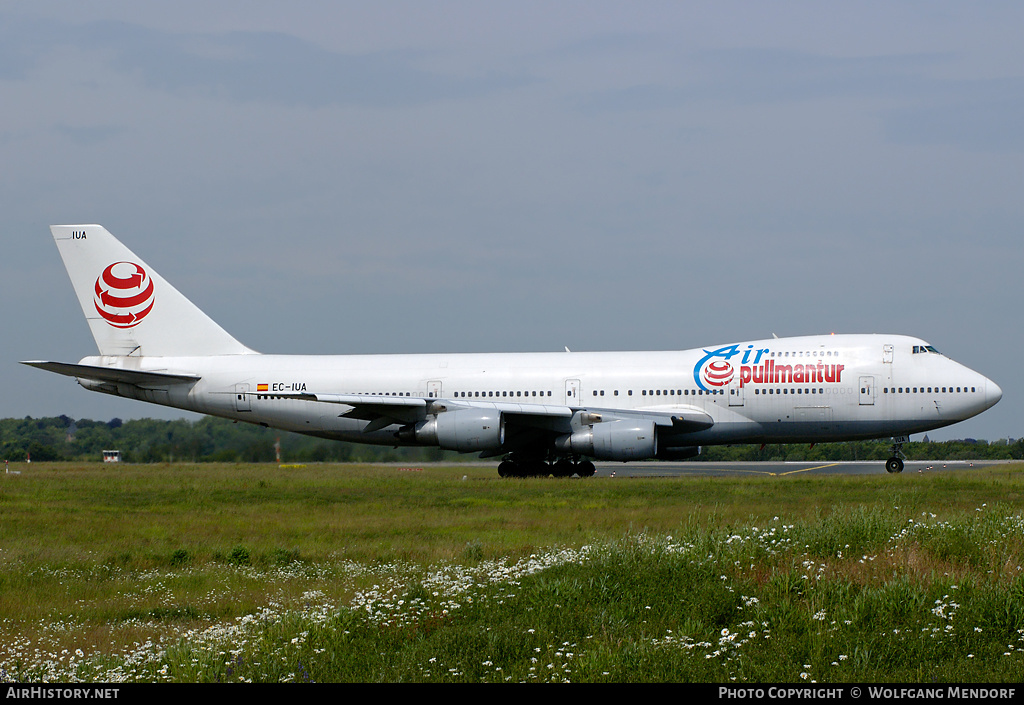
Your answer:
24,225 -> 1002,476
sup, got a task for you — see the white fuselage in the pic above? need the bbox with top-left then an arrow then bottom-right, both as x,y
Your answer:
77,333 -> 1001,449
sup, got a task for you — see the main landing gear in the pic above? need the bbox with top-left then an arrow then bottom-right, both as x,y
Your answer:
885,436 -> 908,474
497,453 -> 596,478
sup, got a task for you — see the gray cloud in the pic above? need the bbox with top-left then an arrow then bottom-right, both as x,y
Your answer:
576,48 -> 959,112
883,77 -> 1024,152
2,16 -> 531,108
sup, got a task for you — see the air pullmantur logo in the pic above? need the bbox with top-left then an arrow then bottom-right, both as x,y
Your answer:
93,261 -> 155,328
701,360 -> 735,388
694,343 -> 847,392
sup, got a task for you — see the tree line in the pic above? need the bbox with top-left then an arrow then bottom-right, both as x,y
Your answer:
0,415 -> 447,464
2,415 -> 1021,464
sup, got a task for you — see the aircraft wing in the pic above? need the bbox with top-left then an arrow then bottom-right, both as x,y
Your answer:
22,361 -> 200,387
295,392 -> 713,435
598,406 -> 715,432
299,393 -> 429,431
293,393 -> 572,433
439,400 -> 714,432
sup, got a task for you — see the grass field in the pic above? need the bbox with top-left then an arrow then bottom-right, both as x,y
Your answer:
1,461 -> 1023,682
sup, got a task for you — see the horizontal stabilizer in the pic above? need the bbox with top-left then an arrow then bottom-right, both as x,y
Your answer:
22,361 -> 200,387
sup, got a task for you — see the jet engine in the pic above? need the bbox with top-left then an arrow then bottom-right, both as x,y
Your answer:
554,419 -> 657,461
411,409 -> 505,452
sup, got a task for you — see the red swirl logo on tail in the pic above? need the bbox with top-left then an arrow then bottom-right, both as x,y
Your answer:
94,262 -> 155,328
701,360 -> 735,387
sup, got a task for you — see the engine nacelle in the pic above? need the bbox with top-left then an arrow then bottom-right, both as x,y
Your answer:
413,409 -> 505,452
554,419 -> 657,461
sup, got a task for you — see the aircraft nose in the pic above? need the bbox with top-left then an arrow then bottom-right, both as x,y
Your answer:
986,379 -> 1003,409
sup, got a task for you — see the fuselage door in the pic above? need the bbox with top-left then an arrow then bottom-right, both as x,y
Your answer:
883,344 -> 894,363
728,378 -> 745,406
565,379 -> 580,406
859,376 -> 875,406
234,383 -> 251,412
427,380 -> 442,399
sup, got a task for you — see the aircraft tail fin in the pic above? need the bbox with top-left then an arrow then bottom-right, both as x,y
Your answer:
50,224 -> 256,357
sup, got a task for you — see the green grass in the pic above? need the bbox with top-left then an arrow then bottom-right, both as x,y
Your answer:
1,462 -> 1023,682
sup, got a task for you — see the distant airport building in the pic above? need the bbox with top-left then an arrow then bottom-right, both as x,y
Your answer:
102,450 -> 121,463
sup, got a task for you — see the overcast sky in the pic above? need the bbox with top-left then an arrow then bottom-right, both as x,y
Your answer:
3,1 -> 1021,442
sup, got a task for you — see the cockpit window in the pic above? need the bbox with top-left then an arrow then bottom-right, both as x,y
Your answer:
912,345 -> 942,355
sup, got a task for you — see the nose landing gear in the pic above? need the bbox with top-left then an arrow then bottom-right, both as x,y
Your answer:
885,436 -> 908,473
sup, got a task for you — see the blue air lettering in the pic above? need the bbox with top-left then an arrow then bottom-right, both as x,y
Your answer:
694,344 -> 769,391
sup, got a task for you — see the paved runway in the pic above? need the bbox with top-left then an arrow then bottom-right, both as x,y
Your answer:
593,459 -> 1008,478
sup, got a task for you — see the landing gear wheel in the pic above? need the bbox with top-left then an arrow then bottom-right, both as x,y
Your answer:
885,457 -> 904,474
552,459 -> 574,477
577,460 -> 596,477
524,460 -> 550,477
498,460 -> 515,477
886,436 -> 908,475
